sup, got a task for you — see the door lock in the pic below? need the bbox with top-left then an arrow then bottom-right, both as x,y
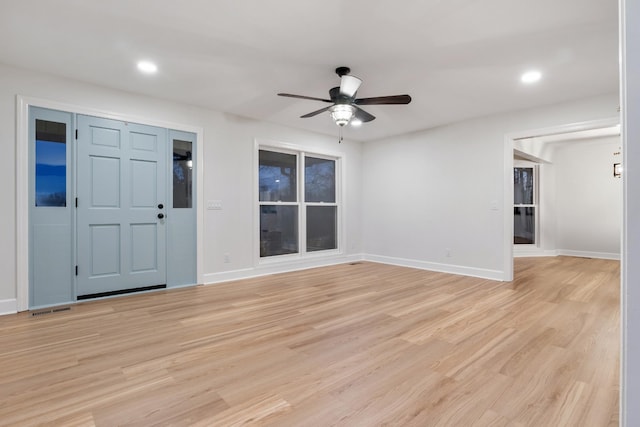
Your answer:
158,203 -> 164,209
157,213 -> 165,219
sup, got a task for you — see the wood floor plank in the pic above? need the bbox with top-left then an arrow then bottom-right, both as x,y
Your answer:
0,256 -> 619,426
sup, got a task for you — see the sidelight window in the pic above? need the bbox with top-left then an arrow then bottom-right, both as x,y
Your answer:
35,119 -> 67,207
173,139 -> 193,208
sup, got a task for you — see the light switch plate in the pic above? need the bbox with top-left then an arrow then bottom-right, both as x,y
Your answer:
207,200 -> 223,210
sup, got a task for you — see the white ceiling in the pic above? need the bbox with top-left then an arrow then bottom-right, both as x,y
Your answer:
0,0 -> 619,141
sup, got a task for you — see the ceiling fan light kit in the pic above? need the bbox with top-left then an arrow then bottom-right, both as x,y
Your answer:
278,66 -> 411,142
329,104 -> 356,127
339,74 -> 363,98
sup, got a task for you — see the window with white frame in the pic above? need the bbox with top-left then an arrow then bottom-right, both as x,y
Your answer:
513,164 -> 538,245
258,146 -> 339,258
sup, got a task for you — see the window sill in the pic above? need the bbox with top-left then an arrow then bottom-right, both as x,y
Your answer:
257,248 -> 343,266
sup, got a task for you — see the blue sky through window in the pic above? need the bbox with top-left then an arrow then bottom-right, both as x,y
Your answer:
35,139 -> 66,206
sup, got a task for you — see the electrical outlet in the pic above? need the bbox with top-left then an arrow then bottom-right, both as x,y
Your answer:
445,248 -> 452,258
224,253 -> 230,263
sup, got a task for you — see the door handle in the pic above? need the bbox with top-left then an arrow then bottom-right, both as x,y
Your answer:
157,213 -> 165,219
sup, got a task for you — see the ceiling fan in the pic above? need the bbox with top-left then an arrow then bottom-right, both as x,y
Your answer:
278,66 -> 411,128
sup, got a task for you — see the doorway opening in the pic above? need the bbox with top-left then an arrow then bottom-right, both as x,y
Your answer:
503,117 -> 620,281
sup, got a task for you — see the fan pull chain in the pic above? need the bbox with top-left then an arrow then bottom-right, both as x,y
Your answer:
338,126 -> 343,143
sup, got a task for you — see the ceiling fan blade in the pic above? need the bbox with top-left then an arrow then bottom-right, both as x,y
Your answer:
339,75 -> 362,98
354,94 -> 412,105
278,93 -> 333,103
300,105 -> 333,118
353,106 -> 376,122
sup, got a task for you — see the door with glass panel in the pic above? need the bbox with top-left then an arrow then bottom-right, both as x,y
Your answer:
76,115 -> 167,298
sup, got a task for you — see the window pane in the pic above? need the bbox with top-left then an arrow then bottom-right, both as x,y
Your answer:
35,119 -> 66,207
305,157 -> 335,202
260,205 -> 298,257
173,139 -> 193,208
514,207 -> 535,244
307,206 -> 337,252
259,150 -> 297,202
514,167 -> 534,205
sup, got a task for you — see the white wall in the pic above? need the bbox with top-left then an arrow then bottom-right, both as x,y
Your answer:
538,162 -> 558,253
0,62 -> 364,309
362,93 -> 619,280
621,0 -> 639,424
553,136 -> 622,258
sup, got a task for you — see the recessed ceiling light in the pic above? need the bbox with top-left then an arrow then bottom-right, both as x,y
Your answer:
521,70 -> 542,84
137,60 -> 158,74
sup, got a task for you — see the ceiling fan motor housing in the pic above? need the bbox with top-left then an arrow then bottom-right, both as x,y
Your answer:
335,66 -> 351,77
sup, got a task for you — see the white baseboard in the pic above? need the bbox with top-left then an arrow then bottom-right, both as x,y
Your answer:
363,254 -> 506,281
514,249 -> 559,258
557,249 -> 620,260
514,248 -> 620,261
0,299 -> 17,316
203,253 -> 366,285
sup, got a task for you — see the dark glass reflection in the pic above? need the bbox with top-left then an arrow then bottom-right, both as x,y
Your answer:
514,207 -> 535,244
260,205 -> 298,257
35,119 -> 66,207
259,150 -> 297,202
173,139 -> 193,208
307,206 -> 337,252
514,167 -> 534,205
305,157 -> 335,203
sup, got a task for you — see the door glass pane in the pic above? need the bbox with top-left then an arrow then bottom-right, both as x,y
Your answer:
514,207 -> 535,244
260,205 -> 298,257
35,119 -> 66,207
259,150 -> 297,202
305,157 -> 335,202
173,139 -> 193,208
307,206 -> 337,252
514,167 -> 534,205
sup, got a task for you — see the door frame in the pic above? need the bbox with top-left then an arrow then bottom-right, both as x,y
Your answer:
16,95 -> 205,311
502,116 -> 620,282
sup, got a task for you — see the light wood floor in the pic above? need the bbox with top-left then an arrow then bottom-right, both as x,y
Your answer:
0,257 -> 619,426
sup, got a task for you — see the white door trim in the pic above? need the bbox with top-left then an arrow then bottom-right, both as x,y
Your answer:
502,116 -> 619,282
16,95 -> 205,311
